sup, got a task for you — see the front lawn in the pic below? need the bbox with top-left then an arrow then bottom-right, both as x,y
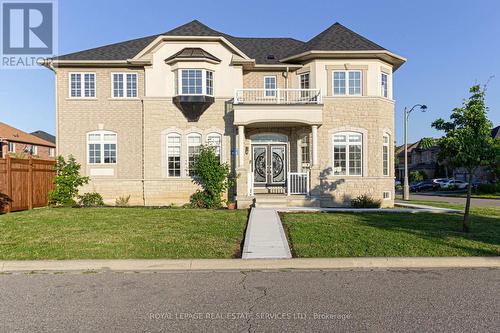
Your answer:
281,206 -> 500,257
0,208 -> 248,260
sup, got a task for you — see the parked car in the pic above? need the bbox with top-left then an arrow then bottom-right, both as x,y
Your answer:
440,179 -> 468,189
410,180 -> 439,192
432,178 -> 451,187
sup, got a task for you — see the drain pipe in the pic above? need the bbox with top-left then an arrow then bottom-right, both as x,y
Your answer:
141,99 -> 146,206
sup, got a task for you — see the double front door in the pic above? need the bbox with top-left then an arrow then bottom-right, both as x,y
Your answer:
252,144 -> 287,187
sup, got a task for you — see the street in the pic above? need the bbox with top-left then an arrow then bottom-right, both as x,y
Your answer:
398,193 -> 500,207
1,268 -> 499,332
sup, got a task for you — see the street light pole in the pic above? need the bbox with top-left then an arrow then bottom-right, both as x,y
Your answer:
403,104 -> 427,201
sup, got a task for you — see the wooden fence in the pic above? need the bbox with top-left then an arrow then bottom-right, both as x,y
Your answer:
0,156 -> 55,212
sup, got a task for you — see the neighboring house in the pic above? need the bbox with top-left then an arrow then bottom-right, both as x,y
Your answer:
31,130 -> 56,145
43,20 -> 405,207
395,139 -> 444,181
0,122 -> 56,159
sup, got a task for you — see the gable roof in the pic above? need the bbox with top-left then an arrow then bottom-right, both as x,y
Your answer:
31,130 -> 56,144
0,122 -> 55,147
54,20 -> 396,65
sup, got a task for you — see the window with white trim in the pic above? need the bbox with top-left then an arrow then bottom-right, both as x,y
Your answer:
299,73 -> 310,90
178,69 -> 214,96
166,133 -> 181,177
300,134 -> 310,164
383,191 -> 391,199
381,73 -> 388,98
333,132 -> 363,176
207,133 -> 222,162
49,148 -> 55,157
87,131 -> 117,164
112,73 -> 137,98
29,145 -> 38,155
187,133 -> 202,176
383,134 -> 390,176
333,71 -> 361,96
264,76 -> 277,97
8,142 -> 15,152
70,73 -> 95,98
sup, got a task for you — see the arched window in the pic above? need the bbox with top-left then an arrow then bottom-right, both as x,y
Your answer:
87,131 -> 117,164
207,133 -> 222,162
332,132 -> 362,176
383,133 -> 390,176
187,133 -> 202,176
166,133 -> 181,177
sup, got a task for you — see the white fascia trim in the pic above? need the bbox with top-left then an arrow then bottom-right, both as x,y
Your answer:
133,36 -> 251,61
280,50 -> 406,64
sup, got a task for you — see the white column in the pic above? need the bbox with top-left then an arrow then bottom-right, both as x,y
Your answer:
311,125 -> 318,167
238,125 -> 245,168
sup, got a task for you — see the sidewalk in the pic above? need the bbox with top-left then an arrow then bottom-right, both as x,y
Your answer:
1,257 -> 499,273
242,208 -> 292,259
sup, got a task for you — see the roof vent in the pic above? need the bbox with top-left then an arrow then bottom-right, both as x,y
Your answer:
266,54 -> 275,60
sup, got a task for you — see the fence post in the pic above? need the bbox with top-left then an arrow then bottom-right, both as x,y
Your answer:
6,154 -> 11,213
28,156 -> 33,210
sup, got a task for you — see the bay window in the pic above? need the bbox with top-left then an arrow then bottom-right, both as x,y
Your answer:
383,134 -> 390,176
178,69 -> 214,96
333,132 -> 363,176
381,73 -> 388,98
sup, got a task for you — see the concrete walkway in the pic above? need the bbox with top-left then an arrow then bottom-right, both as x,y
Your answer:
242,208 -> 292,259
1,257 -> 499,273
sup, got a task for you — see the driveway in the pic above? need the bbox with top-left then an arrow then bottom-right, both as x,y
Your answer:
397,193 -> 500,206
1,269 -> 499,332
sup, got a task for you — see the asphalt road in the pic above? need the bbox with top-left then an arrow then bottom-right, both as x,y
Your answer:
1,268 -> 499,332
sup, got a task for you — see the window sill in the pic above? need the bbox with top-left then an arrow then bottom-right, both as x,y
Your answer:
66,97 -> 97,101
108,97 -> 140,101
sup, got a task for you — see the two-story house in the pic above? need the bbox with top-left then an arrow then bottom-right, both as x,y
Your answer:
0,122 -> 56,160
43,20 -> 405,207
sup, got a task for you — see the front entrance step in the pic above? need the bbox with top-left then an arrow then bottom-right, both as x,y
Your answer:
253,195 -> 320,208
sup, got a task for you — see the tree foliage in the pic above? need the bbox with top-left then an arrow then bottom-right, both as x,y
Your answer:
432,85 -> 498,231
190,145 -> 235,208
49,155 -> 89,206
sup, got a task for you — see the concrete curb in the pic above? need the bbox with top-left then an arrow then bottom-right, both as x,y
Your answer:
1,257 -> 498,273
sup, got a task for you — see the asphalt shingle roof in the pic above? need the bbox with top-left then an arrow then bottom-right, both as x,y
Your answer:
164,47 -> 221,63
55,20 -> 388,64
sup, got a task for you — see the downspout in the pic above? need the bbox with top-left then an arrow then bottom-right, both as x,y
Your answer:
47,60 -> 59,156
141,98 -> 146,206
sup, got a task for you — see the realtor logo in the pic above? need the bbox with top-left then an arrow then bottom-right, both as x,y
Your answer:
1,0 -> 57,68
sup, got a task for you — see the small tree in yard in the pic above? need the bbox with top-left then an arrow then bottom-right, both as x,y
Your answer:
432,85 -> 499,232
190,145 -> 235,209
49,155 -> 89,206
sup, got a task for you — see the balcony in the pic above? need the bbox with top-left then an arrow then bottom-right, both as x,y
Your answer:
233,89 -> 323,127
234,88 -> 322,105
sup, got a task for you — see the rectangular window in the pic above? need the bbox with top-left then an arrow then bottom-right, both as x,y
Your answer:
70,73 -> 95,98
49,148 -> 55,157
206,71 -> 213,96
167,134 -> 181,177
300,134 -> 310,164
333,133 -> 362,176
300,73 -> 310,99
181,69 -> 203,95
87,132 -> 117,164
264,76 -> 277,97
333,71 -> 362,96
112,73 -> 137,98
187,134 -> 202,176
381,73 -> 388,98
30,145 -> 38,155
8,142 -> 15,152
383,134 -> 390,176
207,133 -> 222,162
383,191 -> 391,199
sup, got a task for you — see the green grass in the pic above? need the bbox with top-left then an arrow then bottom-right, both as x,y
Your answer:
281,204 -> 500,257
0,207 -> 248,260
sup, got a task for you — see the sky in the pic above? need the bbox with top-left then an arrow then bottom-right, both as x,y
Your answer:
1,0 -> 499,145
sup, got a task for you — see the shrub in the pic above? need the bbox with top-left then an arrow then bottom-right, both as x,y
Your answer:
409,170 -> 427,183
0,193 -> 12,213
189,145 -> 235,209
78,192 -> 104,207
350,195 -> 382,208
115,195 -> 131,207
49,155 -> 89,206
477,183 -> 500,194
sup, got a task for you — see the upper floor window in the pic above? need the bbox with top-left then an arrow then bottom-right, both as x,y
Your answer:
264,76 -> 277,97
49,147 -> 55,157
29,145 -> 38,155
333,132 -> 363,176
112,73 -> 137,98
166,133 -> 181,177
299,73 -> 310,90
207,133 -> 222,162
381,73 -> 388,98
8,142 -> 15,152
87,131 -> 117,164
179,69 -> 214,96
187,133 -> 202,176
383,134 -> 390,176
333,70 -> 361,96
70,73 -> 95,98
